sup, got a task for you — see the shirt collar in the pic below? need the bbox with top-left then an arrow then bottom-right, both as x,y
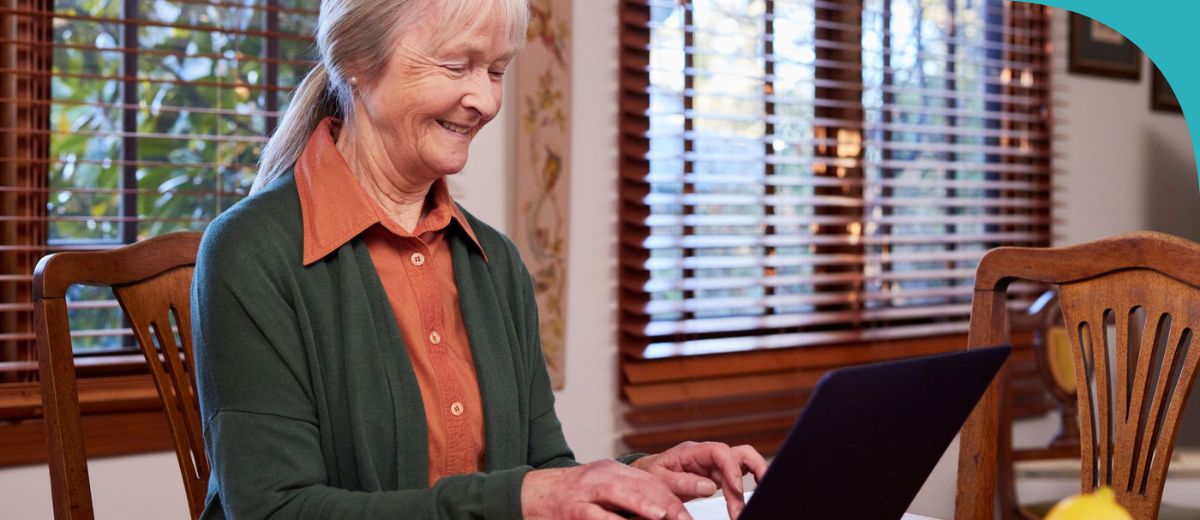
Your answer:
294,117 -> 486,266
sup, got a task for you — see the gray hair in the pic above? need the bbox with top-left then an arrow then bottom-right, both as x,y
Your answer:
252,0 -> 529,193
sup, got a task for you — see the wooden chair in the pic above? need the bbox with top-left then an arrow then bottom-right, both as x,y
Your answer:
957,231 -> 1200,520
33,232 -> 208,519
998,291 -> 1082,518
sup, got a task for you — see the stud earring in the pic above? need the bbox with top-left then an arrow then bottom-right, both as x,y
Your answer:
349,76 -> 358,86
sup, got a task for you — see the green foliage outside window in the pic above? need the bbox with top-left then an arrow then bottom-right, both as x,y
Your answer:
48,0 -> 315,351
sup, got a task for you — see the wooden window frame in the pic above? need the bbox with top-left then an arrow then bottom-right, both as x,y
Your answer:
618,0 -> 1053,454
0,0 -> 310,467
0,363 -> 172,466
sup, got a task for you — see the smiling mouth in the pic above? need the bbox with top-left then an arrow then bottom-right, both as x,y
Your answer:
438,120 -> 471,135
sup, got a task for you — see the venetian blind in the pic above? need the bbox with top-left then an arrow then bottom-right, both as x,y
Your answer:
0,0 -> 316,380
618,0 -> 1050,453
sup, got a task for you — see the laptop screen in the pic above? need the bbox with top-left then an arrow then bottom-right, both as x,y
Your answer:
736,345 -> 1010,520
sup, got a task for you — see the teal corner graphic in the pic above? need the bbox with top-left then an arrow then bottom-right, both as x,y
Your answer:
1023,1 -> 1200,186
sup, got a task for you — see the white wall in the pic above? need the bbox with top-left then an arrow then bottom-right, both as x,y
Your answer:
551,0 -> 627,464
1048,13 -> 1198,245
2,4 -> 1196,518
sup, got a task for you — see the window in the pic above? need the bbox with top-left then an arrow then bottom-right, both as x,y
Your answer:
0,0 -> 315,464
618,0 -> 1050,453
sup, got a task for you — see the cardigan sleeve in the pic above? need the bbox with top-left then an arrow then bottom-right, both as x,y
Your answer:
505,233 -> 646,470
193,216 -> 532,520
513,268 -> 646,466
512,258 -> 578,471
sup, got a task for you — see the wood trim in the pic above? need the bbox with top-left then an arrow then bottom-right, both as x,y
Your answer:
0,409 -> 173,467
622,332 -> 1034,383
625,415 -> 797,456
0,374 -> 160,420
0,373 -> 166,467
625,369 -> 823,407
625,392 -> 808,426
622,330 -> 1052,455
0,354 -> 152,377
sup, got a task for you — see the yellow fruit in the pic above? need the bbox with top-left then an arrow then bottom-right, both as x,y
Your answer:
1045,488 -> 1132,520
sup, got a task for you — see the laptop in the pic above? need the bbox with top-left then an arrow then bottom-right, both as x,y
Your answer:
728,345 -> 1012,520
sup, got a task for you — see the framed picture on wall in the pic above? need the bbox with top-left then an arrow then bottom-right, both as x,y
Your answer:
1150,65 -> 1183,113
1068,12 -> 1141,80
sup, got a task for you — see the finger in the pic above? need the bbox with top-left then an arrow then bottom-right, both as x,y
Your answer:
731,444 -> 769,483
672,445 -> 742,519
710,468 -> 745,520
676,443 -> 741,492
707,444 -> 747,497
721,482 -> 744,520
654,469 -> 718,500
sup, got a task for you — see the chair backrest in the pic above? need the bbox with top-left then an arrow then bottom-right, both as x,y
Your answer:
997,292 -> 1081,519
956,231 -> 1200,520
33,232 -> 207,519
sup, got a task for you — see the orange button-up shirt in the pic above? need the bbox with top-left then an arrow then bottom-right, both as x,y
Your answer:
294,118 -> 486,486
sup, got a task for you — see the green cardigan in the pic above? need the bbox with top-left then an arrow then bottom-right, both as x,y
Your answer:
193,173 -> 582,519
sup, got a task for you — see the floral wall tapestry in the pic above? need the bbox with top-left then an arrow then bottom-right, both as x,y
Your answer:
514,0 -> 570,388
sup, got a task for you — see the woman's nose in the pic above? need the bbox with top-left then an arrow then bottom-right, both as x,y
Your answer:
462,70 -> 500,119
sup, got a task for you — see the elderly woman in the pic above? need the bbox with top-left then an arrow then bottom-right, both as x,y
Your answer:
193,0 -> 765,518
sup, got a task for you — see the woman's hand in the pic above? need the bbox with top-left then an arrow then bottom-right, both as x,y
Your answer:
521,459 -> 693,520
630,441 -> 768,520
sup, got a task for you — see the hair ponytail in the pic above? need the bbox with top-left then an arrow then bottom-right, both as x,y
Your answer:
252,63 -> 343,194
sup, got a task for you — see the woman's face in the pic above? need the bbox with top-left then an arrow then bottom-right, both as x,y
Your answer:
354,5 -> 514,184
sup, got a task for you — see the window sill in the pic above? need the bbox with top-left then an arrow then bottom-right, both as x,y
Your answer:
0,374 -> 171,467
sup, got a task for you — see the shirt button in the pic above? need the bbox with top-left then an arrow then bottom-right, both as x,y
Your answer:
450,402 -> 464,416
429,330 -> 442,345
410,252 -> 426,267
